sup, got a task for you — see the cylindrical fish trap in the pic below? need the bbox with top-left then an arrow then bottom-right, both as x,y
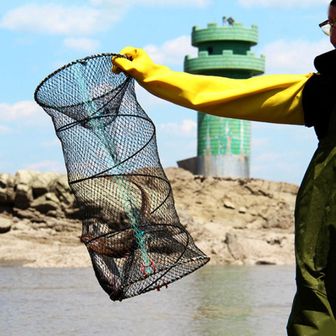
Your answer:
34,53 -> 209,301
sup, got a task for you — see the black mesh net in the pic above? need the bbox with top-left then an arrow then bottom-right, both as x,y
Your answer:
34,53 -> 209,301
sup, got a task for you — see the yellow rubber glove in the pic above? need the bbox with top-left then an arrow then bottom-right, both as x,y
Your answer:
112,46 -> 313,125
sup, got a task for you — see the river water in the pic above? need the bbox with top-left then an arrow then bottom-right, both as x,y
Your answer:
1,265 -> 296,336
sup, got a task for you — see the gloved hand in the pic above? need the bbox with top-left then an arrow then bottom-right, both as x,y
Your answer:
112,47 -> 163,82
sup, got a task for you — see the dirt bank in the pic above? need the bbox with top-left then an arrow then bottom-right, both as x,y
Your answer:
0,168 -> 297,267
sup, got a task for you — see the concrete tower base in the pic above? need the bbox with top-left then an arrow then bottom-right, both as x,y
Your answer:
177,155 -> 250,178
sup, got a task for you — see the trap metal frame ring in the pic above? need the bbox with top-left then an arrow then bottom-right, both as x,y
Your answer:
34,53 -> 209,301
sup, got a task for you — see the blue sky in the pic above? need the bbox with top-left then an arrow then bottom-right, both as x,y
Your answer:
0,0 -> 332,184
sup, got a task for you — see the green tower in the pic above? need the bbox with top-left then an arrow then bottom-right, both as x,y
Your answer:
178,18 -> 265,178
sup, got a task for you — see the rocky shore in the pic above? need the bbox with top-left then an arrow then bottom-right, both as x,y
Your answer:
0,168 -> 297,267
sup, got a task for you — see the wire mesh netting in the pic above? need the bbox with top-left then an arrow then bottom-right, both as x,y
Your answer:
34,53 -> 209,301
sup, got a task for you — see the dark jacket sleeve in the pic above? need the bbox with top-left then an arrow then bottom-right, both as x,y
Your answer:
302,50 -> 336,140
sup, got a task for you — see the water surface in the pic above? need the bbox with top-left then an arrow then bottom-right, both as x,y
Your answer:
1,265 -> 296,336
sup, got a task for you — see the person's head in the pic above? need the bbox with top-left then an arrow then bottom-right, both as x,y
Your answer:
329,0 -> 336,47
320,1 -> 336,47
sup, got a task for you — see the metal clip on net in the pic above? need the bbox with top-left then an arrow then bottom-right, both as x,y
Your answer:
34,53 -> 210,301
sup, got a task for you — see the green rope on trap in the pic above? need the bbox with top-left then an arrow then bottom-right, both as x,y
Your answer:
73,61 -> 155,276
128,201 -> 155,276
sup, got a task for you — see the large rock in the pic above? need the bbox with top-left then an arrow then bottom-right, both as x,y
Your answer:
15,170 -> 34,186
6,187 -> 15,205
0,188 -> 7,204
31,174 -> 52,198
225,232 -> 246,262
0,173 -> 9,188
53,176 -> 74,206
14,183 -> 33,209
13,208 -> 46,223
0,216 -> 11,233
14,171 -> 35,209
31,193 -> 60,214
0,174 -> 15,205
263,201 -> 294,230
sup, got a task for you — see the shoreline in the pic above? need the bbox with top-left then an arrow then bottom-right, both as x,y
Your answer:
0,168 -> 297,268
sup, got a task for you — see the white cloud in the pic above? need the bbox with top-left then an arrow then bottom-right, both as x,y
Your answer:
250,122 -> 317,183
159,119 -> 197,136
180,119 -> 197,134
135,83 -> 169,108
144,35 -> 197,66
0,101 -> 44,121
0,3 -> 113,36
24,160 -> 65,173
0,1 -> 209,36
137,0 -> 210,6
64,37 -> 100,52
261,38 -> 331,74
0,125 -> 11,134
239,0 -> 329,8
89,0 -> 209,7
89,0 -> 127,6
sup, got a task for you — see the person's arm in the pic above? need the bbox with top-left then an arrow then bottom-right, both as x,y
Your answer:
112,47 -> 313,125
